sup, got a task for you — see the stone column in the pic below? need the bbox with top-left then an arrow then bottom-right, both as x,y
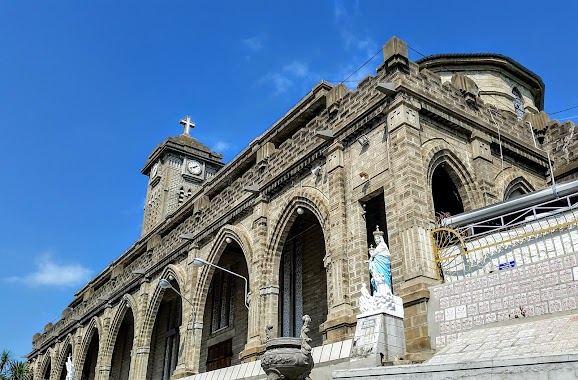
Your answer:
95,304 -> 113,380
241,196 -> 269,362
172,255 -> 198,378
188,321 -> 204,374
129,346 -> 150,380
385,96 -> 438,359
128,278 -> 151,380
171,324 -> 194,379
96,364 -> 111,380
319,142 -> 356,344
470,130 -> 496,207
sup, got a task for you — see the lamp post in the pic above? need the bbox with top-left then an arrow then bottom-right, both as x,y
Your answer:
192,258 -> 250,309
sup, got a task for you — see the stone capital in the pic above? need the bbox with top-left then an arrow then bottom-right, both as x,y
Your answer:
259,285 -> 280,295
135,347 -> 150,355
470,130 -> 492,162
326,142 -> 344,172
387,103 -> 420,134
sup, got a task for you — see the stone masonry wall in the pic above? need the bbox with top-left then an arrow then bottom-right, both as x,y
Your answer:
30,37 -> 560,379
545,121 -> 578,182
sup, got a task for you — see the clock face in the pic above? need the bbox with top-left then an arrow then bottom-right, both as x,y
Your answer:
187,160 -> 202,175
151,163 -> 159,178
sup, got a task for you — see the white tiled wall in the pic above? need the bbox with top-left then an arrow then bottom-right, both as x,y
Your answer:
428,252 -> 578,349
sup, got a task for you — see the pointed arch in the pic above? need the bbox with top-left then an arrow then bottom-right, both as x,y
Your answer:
193,224 -> 254,319
138,264 -> 186,347
36,348 -> 53,380
75,317 -> 102,380
53,335 -> 74,380
422,139 -> 480,213
104,293 -> 139,359
495,167 -> 536,200
266,188 -> 331,286
504,176 -> 534,200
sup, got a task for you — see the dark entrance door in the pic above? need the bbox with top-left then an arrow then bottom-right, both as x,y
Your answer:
206,339 -> 232,371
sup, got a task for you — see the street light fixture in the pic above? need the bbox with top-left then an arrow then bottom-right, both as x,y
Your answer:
159,279 -> 196,310
192,258 -> 250,309
158,279 -> 199,335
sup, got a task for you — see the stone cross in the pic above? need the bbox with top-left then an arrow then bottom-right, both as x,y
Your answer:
179,115 -> 195,135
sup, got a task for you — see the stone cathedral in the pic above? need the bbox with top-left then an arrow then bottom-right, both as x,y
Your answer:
27,37 -> 578,380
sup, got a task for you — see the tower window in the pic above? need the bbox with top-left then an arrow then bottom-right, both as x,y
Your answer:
512,87 -> 524,121
178,187 -> 185,206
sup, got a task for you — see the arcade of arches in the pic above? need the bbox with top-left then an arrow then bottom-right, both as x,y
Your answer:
31,165 -> 540,380
29,37 -> 561,380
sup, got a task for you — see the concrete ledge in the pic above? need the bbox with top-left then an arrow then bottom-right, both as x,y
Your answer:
333,353 -> 578,379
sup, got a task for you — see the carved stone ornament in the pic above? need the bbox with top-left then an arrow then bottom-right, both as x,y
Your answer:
265,324 -> 274,342
358,282 -> 396,314
261,315 -> 314,380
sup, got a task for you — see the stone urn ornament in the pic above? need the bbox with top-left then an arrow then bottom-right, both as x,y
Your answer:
260,315 -> 314,380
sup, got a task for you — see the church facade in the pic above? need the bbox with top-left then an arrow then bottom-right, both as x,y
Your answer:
27,36 -> 577,380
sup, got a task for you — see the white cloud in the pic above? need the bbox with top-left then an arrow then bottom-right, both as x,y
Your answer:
334,0 -> 346,22
260,61 -> 315,95
283,62 -> 310,78
262,72 -> 293,95
333,0 -> 359,22
213,141 -> 231,152
5,253 -> 91,287
241,37 -> 264,52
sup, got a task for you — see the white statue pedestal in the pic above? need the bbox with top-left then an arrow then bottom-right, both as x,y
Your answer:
350,295 -> 405,366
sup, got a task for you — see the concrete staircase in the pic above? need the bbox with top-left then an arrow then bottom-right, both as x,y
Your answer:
333,311 -> 578,379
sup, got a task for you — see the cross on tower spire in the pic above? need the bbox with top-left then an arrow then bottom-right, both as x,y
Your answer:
179,115 -> 195,135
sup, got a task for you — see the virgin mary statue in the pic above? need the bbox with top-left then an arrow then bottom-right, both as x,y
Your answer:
368,226 -> 392,294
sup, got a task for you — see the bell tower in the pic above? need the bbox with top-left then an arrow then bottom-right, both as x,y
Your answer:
141,116 -> 224,236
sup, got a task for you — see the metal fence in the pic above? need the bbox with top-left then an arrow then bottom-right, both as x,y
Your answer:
431,193 -> 578,282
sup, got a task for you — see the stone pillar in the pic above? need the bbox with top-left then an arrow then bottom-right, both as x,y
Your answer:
320,142 -> 356,343
128,279 -> 151,380
129,346 -> 150,380
171,324 -> 194,379
95,304 -> 113,380
188,321 -> 204,374
241,196 -> 269,362
96,365 -> 111,380
471,130 -> 497,206
385,96 -> 438,358
49,346 -> 58,380
172,254 -> 199,378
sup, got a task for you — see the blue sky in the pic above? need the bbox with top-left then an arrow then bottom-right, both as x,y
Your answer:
1,0 -> 577,359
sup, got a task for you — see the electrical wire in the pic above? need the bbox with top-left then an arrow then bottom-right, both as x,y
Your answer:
550,105 -> 578,115
339,46 -> 384,85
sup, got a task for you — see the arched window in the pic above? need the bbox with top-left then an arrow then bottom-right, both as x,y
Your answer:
506,188 -> 525,200
432,165 -> 464,217
512,87 -> 524,121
